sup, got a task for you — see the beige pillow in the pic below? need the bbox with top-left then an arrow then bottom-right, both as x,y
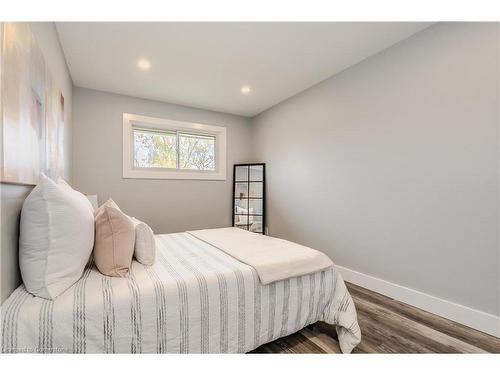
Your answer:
93,199 -> 135,277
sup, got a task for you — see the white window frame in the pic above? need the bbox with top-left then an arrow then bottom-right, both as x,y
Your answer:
123,113 -> 226,180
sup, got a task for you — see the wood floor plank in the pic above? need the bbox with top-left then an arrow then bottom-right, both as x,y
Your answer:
250,331 -> 326,354
283,332 -> 327,353
251,282 -> 499,354
355,310 -> 435,353
260,339 -> 295,354
346,282 -> 500,353
352,294 -> 487,353
300,327 -> 342,353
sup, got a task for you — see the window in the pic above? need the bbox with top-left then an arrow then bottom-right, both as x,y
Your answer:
178,133 -> 216,171
123,113 -> 226,180
132,128 -> 216,171
133,128 -> 177,169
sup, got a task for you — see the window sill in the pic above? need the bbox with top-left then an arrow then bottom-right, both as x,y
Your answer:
123,168 -> 226,181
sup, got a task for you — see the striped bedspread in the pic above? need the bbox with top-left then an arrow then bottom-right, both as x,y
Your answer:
1,232 -> 361,353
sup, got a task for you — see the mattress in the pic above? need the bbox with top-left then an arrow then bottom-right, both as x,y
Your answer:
1,232 -> 360,353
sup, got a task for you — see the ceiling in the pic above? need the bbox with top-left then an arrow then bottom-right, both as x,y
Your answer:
56,22 -> 432,117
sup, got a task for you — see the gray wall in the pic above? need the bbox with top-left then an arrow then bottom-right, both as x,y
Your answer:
4,22 -> 498,318
1,22 -> 73,302
72,87 -> 253,234
252,23 -> 499,315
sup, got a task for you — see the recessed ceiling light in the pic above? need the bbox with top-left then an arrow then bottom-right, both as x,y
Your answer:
240,86 -> 251,94
137,58 -> 151,71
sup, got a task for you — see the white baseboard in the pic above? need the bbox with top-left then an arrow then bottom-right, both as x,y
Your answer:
336,265 -> 500,338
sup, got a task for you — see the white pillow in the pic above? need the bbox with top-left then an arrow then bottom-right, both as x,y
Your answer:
235,206 -> 254,215
19,174 -> 95,299
235,206 -> 254,223
130,217 -> 156,266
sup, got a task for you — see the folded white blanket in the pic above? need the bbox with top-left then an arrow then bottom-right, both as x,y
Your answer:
188,227 -> 334,284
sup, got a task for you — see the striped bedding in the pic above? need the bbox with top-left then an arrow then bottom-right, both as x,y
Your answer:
1,232 -> 361,354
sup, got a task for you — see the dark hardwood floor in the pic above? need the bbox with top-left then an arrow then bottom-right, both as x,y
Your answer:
251,282 -> 500,354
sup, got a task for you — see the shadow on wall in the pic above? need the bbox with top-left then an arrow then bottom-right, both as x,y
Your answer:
1,183 -> 32,303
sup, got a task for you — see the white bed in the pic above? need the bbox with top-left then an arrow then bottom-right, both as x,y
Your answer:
1,231 -> 361,353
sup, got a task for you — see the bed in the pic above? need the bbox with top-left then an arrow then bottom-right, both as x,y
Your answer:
1,231 -> 361,353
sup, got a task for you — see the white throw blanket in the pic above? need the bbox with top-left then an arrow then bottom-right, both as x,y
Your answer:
188,227 -> 334,284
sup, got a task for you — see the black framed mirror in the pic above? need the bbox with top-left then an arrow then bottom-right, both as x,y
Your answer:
232,163 -> 265,234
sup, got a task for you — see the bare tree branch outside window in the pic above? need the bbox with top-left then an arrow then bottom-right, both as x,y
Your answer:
133,128 -> 215,171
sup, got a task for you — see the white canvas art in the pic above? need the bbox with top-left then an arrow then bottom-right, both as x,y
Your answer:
1,22 -> 65,185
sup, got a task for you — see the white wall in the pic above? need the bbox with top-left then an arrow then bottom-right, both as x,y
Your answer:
72,87 -> 253,234
1,22 -> 73,302
252,23 -> 500,316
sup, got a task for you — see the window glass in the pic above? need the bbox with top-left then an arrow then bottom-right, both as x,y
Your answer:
235,182 -> 249,199
133,128 -> 216,171
249,182 -> 263,198
235,165 -> 248,181
249,216 -> 263,233
133,128 -> 177,168
249,165 -> 263,181
234,214 -> 248,226
248,199 -> 263,215
179,133 -> 216,171
234,198 -> 248,214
